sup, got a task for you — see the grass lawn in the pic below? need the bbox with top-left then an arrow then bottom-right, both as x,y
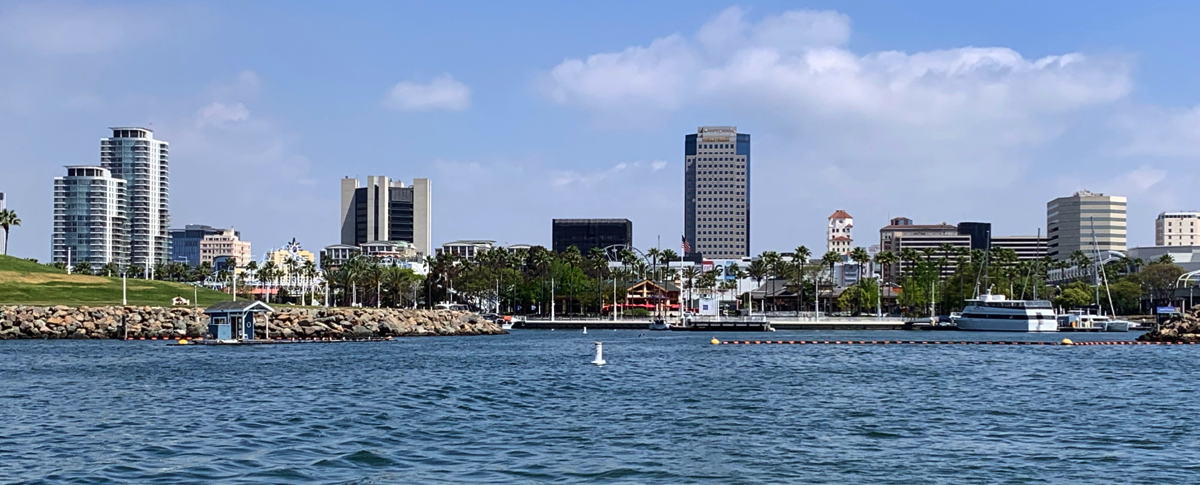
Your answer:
0,255 -> 231,307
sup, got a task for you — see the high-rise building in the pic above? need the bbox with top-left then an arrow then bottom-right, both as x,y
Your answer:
1156,211 -> 1200,246
199,228 -> 252,267
551,219 -> 632,254
1047,190 -> 1127,261
827,210 -> 854,255
684,126 -> 750,260
51,166 -> 128,268
169,224 -> 231,266
340,176 -> 431,257
100,127 -> 170,269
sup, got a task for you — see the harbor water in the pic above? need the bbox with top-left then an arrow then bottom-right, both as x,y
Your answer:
2,330 -> 1198,483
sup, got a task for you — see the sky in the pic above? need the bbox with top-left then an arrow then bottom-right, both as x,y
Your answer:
1,1 -> 1199,261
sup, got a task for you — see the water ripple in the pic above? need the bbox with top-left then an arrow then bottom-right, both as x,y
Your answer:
1,331 -> 1197,483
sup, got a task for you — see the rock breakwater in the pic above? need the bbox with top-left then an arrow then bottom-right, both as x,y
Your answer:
1137,306 -> 1200,342
0,305 -> 503,340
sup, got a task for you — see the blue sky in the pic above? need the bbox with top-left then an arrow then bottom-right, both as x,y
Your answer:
2,1 -> 1198,260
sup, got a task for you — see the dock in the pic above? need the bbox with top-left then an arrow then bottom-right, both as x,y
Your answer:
713,339 -> 1196,346
773,318 -> 909,330
517,316 -> 914,331
167,337 -> 395,346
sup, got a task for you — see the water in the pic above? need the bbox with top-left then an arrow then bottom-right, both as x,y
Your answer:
2,331 -> 1198,484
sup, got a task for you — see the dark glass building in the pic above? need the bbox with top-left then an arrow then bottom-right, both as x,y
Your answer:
956,222 -> 992,251
552,219 -> 632,254
170,224 -> 237,266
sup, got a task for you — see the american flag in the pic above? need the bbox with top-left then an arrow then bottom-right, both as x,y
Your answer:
681,235 -> 691,253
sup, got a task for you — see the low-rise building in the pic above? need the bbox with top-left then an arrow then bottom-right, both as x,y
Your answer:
827,210 -> 853,256
265,238 -> 316,273
437,240 -> 495,259
879,217 -> 964,280
319,244 -> 360,270
990,235 -> 1049,261
170,225 -> 230,266
1128,246 -> 1200,274
1156,212 -> 1200,247
552,219 -> 632,254
199,228 -> 252,268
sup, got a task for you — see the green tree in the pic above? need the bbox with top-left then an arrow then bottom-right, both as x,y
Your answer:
1055,287 -> 1093,309
0,209 -> 20,256
1108,279 -> 1142,315
1136,262 -> 1185,304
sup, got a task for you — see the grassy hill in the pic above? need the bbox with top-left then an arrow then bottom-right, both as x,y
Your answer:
0,255 -> 230,307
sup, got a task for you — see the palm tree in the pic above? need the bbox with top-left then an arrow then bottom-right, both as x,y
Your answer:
849,247 -> 870,283
820,251 -> 842,313
660,249 -> 680,264
301,259 -> 317,305
259,260 -> 278,303
645,248 -> 662,280
0,209 -> 20,256
680,266 -> 700,312
792,246 -> 811,315
874,251 -> 898,282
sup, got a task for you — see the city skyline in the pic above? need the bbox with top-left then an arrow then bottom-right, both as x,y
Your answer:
2,2 -> 1199,260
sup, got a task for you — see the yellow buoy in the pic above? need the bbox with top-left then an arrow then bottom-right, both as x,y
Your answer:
711,337 -> 720,345
1060,338 -> 1074,345
177,339 -> 189,345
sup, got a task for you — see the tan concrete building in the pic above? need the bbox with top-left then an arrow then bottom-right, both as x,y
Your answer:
199,229 -> 252,267
1156,211 -> 1200,246
1047,191 -> 1127,261
340,176 -> 431,257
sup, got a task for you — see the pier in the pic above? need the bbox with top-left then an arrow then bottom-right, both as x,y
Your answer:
712,339 -> 1197,346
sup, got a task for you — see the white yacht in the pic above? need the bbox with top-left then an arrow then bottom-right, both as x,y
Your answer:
956,294 -> 1057,332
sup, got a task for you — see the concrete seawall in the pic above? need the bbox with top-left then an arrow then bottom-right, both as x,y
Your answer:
0,305 -> 503,340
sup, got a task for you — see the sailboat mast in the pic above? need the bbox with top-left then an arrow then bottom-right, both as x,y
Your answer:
1089,217 -> 1118,317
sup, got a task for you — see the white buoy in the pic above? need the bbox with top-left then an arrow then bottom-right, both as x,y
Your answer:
582,326 -> 588,335
591,341 -> 606,366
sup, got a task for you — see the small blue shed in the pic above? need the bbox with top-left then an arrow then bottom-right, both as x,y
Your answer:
203,301 -> 275,341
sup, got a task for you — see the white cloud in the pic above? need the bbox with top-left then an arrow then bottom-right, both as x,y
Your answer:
548,7 -> 1128,123
196,102 -> 250,127
384,74 -> 471,111
550,161 -> 668,188
543,6 -> 1141,250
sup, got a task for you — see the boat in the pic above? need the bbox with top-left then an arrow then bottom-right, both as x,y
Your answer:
649,318 -> 670,331
496,315 -> 521,330
956,293 -> 1057,332
1105,319 -> 1133,332
1057,311 -> 1109,331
